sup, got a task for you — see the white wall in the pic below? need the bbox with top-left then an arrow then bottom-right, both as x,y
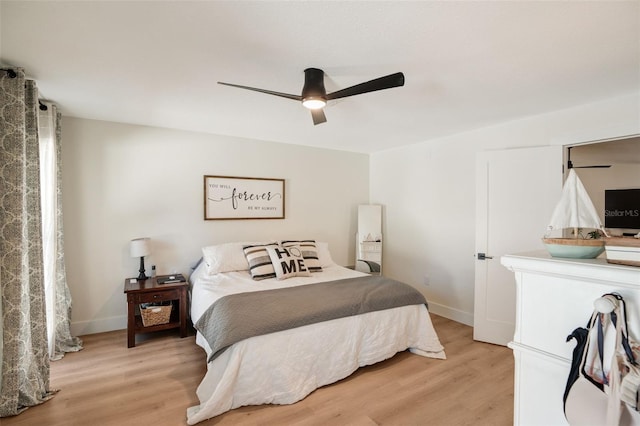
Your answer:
61,92 -> 639,336
61,117 -> 369,336
370,93 -> 640,325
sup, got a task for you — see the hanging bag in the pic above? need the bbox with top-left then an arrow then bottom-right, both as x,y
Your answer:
608,295 -> 640,425
564,304 -> 610,425
564,293 -> 640,426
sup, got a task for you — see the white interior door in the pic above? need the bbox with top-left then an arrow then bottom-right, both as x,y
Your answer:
474,146 -> 562,345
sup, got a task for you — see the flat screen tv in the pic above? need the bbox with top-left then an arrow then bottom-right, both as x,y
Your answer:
605,189 -> 640,230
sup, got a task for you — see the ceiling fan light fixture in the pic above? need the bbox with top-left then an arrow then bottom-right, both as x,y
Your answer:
302,97 -> 326,110
301,68 -> 327,110
218,67 -> 404,125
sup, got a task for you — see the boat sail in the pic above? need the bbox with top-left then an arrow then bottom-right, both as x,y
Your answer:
543,169 -> 607,258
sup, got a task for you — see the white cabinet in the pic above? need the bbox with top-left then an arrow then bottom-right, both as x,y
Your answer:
502,251 -> 640,425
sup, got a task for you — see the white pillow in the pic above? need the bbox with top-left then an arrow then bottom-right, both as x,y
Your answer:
316,242 -> 335,267
201,242 -> 254,275
266,245 -> 311,280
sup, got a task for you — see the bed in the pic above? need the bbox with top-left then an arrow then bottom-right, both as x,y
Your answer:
186,241 -> 445,424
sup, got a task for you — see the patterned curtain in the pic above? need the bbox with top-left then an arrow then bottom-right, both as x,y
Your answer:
38,103 -> 83,360
0,68 -> 52,416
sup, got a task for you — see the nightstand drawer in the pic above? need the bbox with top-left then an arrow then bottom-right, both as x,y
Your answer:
129,289 -> 181,304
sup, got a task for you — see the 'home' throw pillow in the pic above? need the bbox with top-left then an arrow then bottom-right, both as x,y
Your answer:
280,240 -> 323,272
266,245 -> 311,280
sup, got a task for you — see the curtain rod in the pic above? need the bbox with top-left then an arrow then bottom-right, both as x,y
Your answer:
1,68 -> 49,110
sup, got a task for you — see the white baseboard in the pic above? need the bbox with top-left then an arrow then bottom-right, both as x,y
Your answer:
427,301 -> 474,326
71,315 -> 127,337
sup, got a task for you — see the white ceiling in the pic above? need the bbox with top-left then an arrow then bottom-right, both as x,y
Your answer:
1,1 -> 639,153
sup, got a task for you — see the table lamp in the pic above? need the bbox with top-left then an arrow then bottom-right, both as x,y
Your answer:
130,237 -> 151,280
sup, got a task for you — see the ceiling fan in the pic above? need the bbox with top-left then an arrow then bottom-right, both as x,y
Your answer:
567,147 -> 611,169
218,68 -> 405,125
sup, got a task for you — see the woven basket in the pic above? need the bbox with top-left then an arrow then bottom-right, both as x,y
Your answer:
140,304 -> 172,327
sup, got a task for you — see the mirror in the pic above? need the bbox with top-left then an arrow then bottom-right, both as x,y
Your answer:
356,204 -> 382,275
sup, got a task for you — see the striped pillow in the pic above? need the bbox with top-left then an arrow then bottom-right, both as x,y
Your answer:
243,243 -> 278,280
280,240 -> 322,272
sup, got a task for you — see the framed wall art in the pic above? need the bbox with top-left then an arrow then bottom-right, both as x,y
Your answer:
204,175 -> 285,220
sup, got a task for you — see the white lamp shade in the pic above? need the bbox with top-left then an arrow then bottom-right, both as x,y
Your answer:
130,238 -> 151,258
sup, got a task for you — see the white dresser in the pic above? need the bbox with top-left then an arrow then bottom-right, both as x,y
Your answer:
501,251 -> 640,425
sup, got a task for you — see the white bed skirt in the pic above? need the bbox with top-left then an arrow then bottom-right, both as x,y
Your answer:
186,304 -> 445,424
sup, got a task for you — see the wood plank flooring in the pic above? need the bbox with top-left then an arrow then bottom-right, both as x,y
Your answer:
2,315 -> 513,425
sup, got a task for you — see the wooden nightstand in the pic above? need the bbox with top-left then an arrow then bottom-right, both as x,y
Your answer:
123,276 -> 189,348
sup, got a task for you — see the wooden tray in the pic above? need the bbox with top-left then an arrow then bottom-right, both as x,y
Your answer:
605,237 -> 640,267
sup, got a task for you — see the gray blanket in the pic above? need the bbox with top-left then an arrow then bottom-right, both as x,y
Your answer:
195,275 -> 427,362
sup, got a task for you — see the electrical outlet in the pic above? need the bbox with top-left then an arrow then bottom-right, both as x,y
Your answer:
423,274 -> 430,286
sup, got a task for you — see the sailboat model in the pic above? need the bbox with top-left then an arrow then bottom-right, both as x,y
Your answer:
542,169 -> 607,258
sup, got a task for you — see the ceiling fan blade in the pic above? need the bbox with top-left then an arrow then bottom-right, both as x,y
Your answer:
310,108 -> 327,125
218,82 -> 301,101
326,72 -> 405,101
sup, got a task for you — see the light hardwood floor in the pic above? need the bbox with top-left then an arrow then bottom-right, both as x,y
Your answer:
2,315 -> 513,426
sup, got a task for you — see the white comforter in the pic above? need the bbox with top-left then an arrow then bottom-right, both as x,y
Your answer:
187,263 -> 446,424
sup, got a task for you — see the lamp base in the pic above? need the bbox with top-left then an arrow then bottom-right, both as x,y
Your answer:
137,257 -> 147,281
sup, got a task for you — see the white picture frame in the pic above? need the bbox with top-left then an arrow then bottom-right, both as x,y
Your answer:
204,175 -> 285,220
